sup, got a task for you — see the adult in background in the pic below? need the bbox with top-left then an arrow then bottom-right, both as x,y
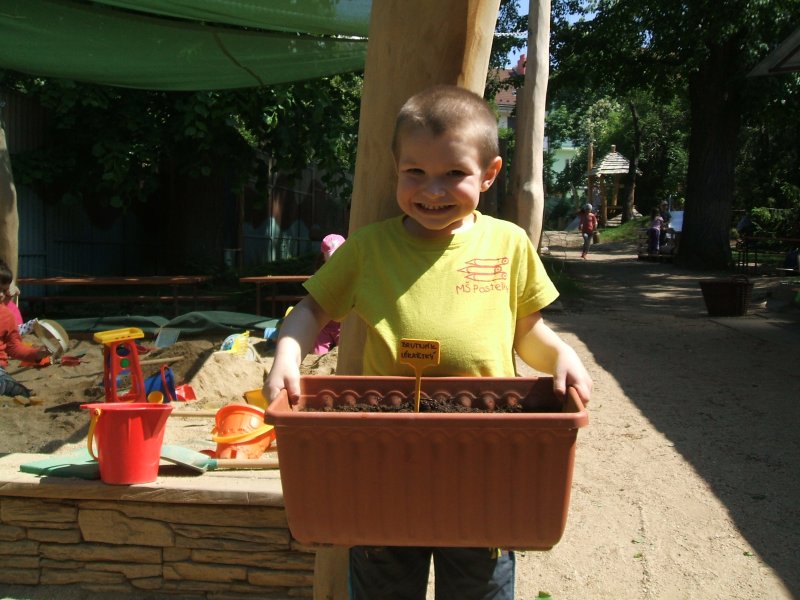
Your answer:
578,204 -> 598,259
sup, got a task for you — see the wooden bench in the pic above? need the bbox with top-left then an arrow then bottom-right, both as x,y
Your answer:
239,275 -> 310,316
17,275 -> 215,317
736,236 -> 800,275
637,227 -> 679,262
21,294 -> 230,316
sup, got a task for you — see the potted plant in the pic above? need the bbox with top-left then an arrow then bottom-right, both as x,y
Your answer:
266,375 -> 588,549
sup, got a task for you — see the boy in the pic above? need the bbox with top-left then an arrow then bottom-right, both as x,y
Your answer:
0,261 -> 50,397
264,85 -> 592,599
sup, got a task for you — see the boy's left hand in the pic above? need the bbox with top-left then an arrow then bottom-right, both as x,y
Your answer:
514,313 -> 593,406
552,345 -> 592,406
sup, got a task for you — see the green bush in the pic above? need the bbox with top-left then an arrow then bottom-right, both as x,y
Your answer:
749,207 -> 800,238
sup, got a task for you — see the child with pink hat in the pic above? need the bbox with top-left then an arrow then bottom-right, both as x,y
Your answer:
313,234 -> 346,354
320,233 -> 345,260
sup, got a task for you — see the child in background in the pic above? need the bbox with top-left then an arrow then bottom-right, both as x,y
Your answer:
2,282 -> 24,327
578,203 -> 598,259
0,261 -> 50,397
264,85 -> 592,599
1,279 -> 38,336
312,234 -> 345,354
648,207 -> 664,255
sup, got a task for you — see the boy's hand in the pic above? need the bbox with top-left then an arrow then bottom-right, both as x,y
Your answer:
514,312 -> 593,406
262,295 -> 333,406
552,344 -> 593,406
263,350 -> 301,404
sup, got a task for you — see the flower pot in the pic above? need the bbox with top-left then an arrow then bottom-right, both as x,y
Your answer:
266,375 -> 588,549
211,404 -> 275,459
699,276 -> 753,316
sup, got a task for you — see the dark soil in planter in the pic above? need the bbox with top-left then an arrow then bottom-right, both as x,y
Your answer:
299,390 -> 561,413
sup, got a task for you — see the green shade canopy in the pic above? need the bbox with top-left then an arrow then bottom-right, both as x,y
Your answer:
0,0 -> 371,90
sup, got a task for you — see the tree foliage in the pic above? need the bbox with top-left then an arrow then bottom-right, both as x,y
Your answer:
549,0 -> 800,269
486,0 -> 529,100
2,71 -> 363,215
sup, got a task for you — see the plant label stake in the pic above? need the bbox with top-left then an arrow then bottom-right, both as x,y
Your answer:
398,338 -> 440,412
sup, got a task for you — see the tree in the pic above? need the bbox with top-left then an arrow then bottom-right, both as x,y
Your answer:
550,0 -> 800,269
2,71 -> 363,269
622,100 -> 642,224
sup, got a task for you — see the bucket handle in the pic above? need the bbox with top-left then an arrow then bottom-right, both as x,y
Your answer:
86,407 -> 102,460
212,423 -> 274,444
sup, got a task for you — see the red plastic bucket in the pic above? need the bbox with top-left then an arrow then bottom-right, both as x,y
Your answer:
81,402 -> 172,485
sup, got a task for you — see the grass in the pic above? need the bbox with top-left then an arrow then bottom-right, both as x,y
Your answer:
599,216 -> 648,243
542,256 -> 587,301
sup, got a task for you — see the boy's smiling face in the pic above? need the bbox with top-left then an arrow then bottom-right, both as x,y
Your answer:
395,127 -> 501,239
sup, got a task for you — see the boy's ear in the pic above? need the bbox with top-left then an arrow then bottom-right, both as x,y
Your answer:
480,156 -> 503,191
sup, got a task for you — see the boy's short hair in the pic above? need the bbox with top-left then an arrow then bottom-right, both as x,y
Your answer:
392,85 -> 500,167
0,260 -> 12,285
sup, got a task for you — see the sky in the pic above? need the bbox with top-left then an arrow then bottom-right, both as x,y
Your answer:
506,3 -> 528,67
505,5 -> 585,68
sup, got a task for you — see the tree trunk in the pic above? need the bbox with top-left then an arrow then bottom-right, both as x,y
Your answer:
622,101 -> 642,224
508,0 -> 551,247
678,39 -> 742,270
0,122 -> 20,282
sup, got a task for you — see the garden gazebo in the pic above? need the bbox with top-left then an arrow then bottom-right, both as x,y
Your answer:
588,144 -> 641,225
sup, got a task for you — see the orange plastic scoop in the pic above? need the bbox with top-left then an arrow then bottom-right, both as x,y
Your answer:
398,338 -> 441,412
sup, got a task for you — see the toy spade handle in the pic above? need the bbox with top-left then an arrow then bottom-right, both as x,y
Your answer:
86,408 -> 102,461
212,457 -> 280,470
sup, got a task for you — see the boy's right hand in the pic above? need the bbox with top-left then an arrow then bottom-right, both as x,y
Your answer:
261,295 -> 333,405
263,350 -> 301,404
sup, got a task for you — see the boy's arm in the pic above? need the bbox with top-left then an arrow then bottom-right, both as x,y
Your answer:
513,312 -> 593,404
263,295 -> 332,403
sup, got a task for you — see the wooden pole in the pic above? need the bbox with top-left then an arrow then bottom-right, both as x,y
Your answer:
336,0 -> 501,377
600,175 -> 608,226
508,0 -> 551,248
586,140 -> 594,210
0,117 -> 20,283
322,2 -> 501,599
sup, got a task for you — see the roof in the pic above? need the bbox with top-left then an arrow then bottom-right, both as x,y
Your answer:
491,55 -> 526,108
749,26 -> 800,76
0,0 -> 369,91
494,73 -> 518,107
590,145 -> 642,176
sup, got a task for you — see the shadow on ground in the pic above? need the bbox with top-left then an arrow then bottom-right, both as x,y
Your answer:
549,241 -> 800,595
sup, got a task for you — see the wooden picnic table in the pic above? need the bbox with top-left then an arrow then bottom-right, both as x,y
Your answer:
239,275 -> 310,316
17,275 -> 214,317
735,236 -> 800,274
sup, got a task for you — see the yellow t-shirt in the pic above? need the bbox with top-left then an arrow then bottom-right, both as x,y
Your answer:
304,211 -> 559,377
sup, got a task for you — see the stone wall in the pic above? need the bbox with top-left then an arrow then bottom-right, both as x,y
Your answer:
0,455 -> 315,599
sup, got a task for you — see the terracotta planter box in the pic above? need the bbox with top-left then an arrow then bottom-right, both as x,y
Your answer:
266,375 -> 588,549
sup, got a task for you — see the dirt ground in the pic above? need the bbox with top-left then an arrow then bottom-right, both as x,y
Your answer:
2,231 -> 799,599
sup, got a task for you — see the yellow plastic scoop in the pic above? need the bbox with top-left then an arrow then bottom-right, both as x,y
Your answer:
398,338 -> 440,412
